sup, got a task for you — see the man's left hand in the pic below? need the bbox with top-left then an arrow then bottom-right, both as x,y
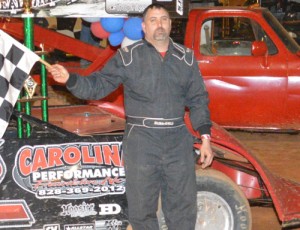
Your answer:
199,139 -> 214,169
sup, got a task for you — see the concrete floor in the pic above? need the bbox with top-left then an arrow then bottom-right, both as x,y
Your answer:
229,131 -> 300,230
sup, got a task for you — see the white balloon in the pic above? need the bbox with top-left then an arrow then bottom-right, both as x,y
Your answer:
81,17 -> 101,23
121,36 -> 141,48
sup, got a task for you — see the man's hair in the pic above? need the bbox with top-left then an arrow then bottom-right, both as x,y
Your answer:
142,3 -> 169,19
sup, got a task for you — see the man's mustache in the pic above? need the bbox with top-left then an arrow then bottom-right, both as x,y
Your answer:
155,27 -> 166,33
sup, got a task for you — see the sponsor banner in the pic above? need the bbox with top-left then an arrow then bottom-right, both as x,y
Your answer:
0,136 -> 130,229
0,0 -> 188,17
13,142 -> 126,199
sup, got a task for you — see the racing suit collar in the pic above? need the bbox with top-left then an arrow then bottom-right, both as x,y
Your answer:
143,38 -> 185,59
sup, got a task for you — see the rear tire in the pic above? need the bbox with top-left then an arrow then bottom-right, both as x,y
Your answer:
195,168 -> 252,230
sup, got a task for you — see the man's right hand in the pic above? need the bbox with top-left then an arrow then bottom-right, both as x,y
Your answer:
47,64 -> 70,84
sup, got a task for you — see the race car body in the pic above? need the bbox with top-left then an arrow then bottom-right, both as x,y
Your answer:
0,107 -> 299,229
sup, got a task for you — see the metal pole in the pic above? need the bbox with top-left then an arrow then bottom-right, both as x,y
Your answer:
23,1 -> 34,137
16,98 -> 23,138
40,44 -> 49,122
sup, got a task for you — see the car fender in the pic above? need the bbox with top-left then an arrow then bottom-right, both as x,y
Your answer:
187,116 -> 300,228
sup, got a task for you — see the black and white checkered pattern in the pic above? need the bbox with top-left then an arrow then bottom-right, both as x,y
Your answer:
0,30 -> 40,138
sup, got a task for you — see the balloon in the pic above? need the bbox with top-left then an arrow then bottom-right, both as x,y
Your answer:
109,31 -> 125,47
121,36 -> 141,48
81,17 -> 101,23
101,18 -> 125,33
90,21 -> 110,39
123,17 -> 144,40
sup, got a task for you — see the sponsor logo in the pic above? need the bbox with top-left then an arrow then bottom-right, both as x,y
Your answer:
64,223 -> 94,230
105,0 -> 151,14
95,219 -> 122,229
44,224 -> 60,230
98,204 -> 121,215
0,199 -> 35,229
13,142 -> 126,199
60,202 -> 97,218
60,202 -> 122,218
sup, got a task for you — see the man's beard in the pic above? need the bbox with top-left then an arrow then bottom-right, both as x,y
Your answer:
153,27 -> 168,41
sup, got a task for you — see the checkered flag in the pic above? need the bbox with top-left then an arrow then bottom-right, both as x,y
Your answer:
0,29 -> 40,138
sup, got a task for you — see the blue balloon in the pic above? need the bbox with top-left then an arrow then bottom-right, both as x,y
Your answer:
101,18 -> 125,33
109,31 -> 125,46
123,17 -> 144,40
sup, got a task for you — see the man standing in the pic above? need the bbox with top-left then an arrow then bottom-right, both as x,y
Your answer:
48,3 -> 213,229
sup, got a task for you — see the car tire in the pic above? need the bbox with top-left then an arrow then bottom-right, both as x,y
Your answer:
195,168 -> 252,230
156,168 -> 252,230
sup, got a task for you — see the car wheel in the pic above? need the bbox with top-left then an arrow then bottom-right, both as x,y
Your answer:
195,168 -> 252,230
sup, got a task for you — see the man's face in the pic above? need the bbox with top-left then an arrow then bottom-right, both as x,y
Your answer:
142,7 -> 171,43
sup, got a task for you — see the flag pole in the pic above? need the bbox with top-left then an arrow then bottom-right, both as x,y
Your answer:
39,58 -> 52,68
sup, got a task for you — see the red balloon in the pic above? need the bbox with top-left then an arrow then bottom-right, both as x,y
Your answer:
90,21 -> 110,39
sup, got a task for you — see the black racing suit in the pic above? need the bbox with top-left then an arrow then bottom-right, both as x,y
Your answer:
66,39 -> 212,230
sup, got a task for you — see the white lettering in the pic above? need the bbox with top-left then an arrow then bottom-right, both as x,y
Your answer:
99,204 -> 121,215
31,168 -> 125,182
153,121 -> 174,126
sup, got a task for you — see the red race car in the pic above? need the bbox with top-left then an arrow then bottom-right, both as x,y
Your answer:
0,104 -> 299,229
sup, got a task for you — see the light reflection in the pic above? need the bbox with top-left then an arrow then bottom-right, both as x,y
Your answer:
208,79 -> 242,91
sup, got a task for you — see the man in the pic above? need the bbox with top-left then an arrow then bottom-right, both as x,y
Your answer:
48,3 -> 213,229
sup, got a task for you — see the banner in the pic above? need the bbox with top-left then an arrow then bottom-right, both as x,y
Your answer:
0,0 -> 188,18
